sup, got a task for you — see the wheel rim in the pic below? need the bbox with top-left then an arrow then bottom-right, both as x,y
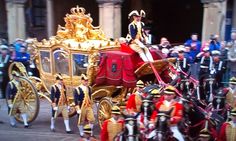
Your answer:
7,77 -> 39,123
98,97 -> 113,128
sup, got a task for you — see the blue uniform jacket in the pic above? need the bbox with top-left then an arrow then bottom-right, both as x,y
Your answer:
128,22 -> 145,40
73,86 -> 92,107
6,81 -> 18,101
50,84 -> 67,105
184,40 -> 201,63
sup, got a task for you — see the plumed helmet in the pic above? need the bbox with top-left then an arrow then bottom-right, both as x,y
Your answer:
136,80 -> 144,88
111,106 -> 121,115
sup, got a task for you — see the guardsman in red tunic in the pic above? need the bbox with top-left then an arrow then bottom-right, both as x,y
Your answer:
226,77 -> 236,109
150,85 -> 184,141
126,80 -> 144,113
218,108 -> 236,141
100,106 -> 124,141
79,124 -> 97,141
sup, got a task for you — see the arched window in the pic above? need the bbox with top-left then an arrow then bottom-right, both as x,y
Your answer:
53,49 -> 69,75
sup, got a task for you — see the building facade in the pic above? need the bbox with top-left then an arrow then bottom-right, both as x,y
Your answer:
0,0 -> 235,44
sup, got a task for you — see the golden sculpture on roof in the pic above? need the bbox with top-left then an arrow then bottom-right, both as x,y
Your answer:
57,5 -> 107,42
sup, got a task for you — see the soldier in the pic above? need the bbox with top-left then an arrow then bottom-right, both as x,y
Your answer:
79,124 -> 97,141
176,47 -> 191,73
0,45 -> 10,98
6,71 -> 29,128
127,10 -> 154,62
218,108 -> 236,141
212,50 -> 225,87
74,74 -> 95,137
100,106 -> 124,141
50,73 -> 72,133
150,86 -> 184,141
227,30 -> 236,78
226,77 -> 236,109
126,80 -> 145,113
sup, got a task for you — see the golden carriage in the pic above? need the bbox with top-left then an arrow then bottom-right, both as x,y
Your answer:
7,6 -> 176,127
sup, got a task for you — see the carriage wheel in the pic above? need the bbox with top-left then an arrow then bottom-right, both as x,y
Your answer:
97,97 -> 113,128
6,76 -> 39,123
8,62 -> 28,80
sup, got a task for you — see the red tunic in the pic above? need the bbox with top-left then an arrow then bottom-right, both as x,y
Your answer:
100,118 -> 124,141
218,121 -> 236,141
150,100 -> 183,125
126,93 -> 142,113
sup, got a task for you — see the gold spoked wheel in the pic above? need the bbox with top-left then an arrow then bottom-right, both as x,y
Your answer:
97,97 -> 113,128
8,62 -> 28,80
6,76 -> 39,123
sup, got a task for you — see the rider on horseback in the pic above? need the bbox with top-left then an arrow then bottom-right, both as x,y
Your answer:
150,86 -> 184,141
100,106 -> 124,141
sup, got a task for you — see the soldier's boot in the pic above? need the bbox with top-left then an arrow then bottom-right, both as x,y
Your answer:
50,117 -> 55,132
9,116 -> 16,127
79,125 -> 84,137
139,52 -> 149,62
145,51 -> 154,62
21,113 -> 29,128
64,119 -> 72,134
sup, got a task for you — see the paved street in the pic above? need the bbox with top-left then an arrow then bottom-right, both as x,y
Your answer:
0,99 -> 101,141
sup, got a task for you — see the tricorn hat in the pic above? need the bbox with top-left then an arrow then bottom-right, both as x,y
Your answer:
230,108 -> 236,116
229,77 -> 236,85
81,74 -> 88,80
55,73 -> 63,80
128,10 -> 140,19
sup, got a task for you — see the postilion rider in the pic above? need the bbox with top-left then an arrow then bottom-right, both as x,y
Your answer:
6,71 -> 29,128
150,86 -> 184,141
218,108 -> 236,141
126,80 -> 145,114
73,74 -> 95,137
50,73 -> 72,133
101,106 -> 124,141
127,10 -> 154,62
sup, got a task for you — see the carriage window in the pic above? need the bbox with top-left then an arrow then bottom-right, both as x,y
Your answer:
53,50 -> 69,75
72,54 -> 88,76
40,51 -> 51,73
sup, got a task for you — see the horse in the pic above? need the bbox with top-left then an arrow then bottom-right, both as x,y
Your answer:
200,74 -> 218,104
114,113 -> 142,141
141,84 -> 162,126
179,97 -> 222,141
146,109 -> 177,141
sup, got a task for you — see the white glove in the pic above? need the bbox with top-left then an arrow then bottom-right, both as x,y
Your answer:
53,107 -> 58,111
67,106 -> 70,111
77,109 -> 81,114
8,104 -> 13,108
